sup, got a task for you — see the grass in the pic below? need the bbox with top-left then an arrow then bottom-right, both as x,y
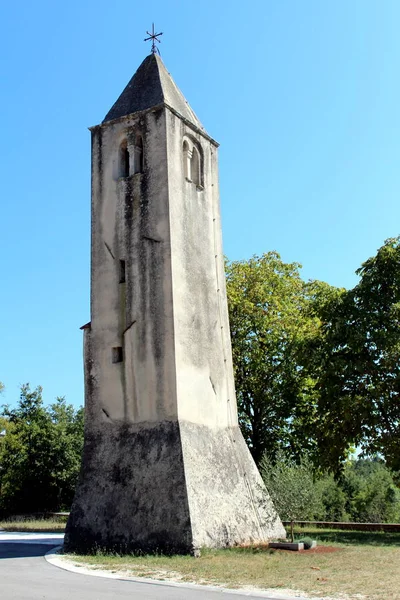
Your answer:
0,517 -> 66,532
66,528 -> 400,599
293,526 -> 400,547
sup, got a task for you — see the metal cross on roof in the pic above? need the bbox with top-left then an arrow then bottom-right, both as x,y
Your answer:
144,23 -> 163,55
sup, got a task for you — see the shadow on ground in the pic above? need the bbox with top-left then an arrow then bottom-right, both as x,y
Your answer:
0,541 -> 61,559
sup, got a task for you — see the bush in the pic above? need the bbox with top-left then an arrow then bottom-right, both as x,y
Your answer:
315,474 -> 349,521
260,453 -> 400,524
260,451 -> 322,522
341,459 -> 400,523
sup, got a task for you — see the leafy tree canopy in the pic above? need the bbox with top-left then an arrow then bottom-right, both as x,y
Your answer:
226,252 -> 340,465
0,384 -> 83,516
311,237 -> 400,473
227,239 -> 400,476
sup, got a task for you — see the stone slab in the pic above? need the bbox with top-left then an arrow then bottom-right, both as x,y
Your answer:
269,542 -> 304,551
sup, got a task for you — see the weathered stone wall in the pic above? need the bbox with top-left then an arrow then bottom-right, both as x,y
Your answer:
166,111 -> 237,429
87,108 -> 177,425
65,420 -> 193,553
180,422 -> 286,548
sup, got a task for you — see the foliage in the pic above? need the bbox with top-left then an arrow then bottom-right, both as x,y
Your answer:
227,239 -> 400,476
260,451 -> 321,522
310,237 -> 400,473
341,459 -> 400,523
314,473 -> 348,521
226,252 -> 339,465
312,460 -> 400,524
261,453 -> 400,524
0,384 -> 83,516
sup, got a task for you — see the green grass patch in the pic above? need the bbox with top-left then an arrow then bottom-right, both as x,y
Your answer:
67,528 -> 400,599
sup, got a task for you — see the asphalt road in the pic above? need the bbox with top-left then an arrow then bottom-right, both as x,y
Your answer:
0,533 -> 289,600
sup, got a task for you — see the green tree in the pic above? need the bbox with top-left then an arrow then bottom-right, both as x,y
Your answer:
260,451 -> 322,539
341,459 -> 400,523
226,252 -> 338,465
0,384 -> 83,516
314,474 -> 348,521
312,237 -> 400,473
47,397 -> 84,509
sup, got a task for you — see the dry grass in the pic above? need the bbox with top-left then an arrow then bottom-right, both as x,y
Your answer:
0,518 -> 66,532
68,528 -> 400,599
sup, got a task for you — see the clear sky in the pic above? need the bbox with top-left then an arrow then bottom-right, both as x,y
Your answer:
1,0 -> 399,408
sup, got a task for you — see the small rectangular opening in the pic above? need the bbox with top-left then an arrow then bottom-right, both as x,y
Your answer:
112,347 -> 123,363
119,260 -> 126,283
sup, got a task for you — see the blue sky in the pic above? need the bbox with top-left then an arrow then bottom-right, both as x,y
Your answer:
1,0 -> 399,408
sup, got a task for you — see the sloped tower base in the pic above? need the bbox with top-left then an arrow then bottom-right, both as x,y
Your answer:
65,420 -> 285,554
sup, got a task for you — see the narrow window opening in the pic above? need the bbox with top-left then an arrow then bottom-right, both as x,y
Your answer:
112,347 -> 123,363
191,147 -> 200,186
119,260 -> 126,283
183,140 -> 191,181
119,141 -> 130,177
133,135 -> 143,174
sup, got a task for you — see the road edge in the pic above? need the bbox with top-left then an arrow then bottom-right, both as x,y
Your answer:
45,547 -> 308,599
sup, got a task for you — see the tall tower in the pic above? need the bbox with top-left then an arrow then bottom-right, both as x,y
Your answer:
65,53 -> 285,554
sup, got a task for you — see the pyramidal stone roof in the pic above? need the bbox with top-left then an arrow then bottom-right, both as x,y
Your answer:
103,54 -> 204,131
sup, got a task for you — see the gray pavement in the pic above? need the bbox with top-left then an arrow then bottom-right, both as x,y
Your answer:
0,533 -> 297,600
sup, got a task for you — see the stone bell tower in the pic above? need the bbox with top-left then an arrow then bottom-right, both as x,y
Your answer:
65,52 -> 285,554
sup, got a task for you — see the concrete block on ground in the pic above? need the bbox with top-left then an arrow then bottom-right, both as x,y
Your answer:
269,542 -> 304,551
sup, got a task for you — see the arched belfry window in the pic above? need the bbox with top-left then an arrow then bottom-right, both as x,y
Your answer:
183,137 -> 203,188
133,135 -> 143,174
119,140 -> 130,177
